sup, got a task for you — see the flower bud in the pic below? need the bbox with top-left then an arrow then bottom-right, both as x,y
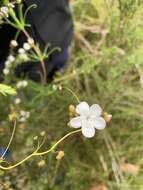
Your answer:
56,151 -> 64,160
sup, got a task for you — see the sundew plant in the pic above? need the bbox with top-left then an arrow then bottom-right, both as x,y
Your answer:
0,0 -> 143,190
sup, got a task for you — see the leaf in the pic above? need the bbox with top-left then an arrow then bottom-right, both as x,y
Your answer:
0,84 -> 16,96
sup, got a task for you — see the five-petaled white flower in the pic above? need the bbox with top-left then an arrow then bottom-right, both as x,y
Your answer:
69,102 -> 106,138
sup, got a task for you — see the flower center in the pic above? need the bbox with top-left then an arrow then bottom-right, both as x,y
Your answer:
86,115 -> 91,122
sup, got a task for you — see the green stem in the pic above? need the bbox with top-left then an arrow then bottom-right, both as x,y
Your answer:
35,129 -> 81,156
62,87 -> 80,103
0,129 -> 81,170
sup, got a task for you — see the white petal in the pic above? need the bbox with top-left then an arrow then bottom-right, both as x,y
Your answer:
82,125 -> 95,138
76,102 -> 89,115
93,117 -> 106,130
81,119 -> 95,138
69,117 -> 82,128
90,104 -> 102,117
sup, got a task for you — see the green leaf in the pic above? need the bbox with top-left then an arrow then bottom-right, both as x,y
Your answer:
0,84 -> 16,96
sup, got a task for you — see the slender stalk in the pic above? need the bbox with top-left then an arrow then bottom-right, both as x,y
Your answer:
35,129 -> 81,156
0,129 -> 81,170
23,29 -> 47,84
62,87 -> 80,103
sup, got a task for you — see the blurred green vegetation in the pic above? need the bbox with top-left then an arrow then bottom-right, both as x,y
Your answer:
0,0 -> 143,189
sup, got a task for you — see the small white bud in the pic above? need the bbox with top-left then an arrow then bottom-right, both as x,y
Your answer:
19,53 -> 29,61
8,55 -> 15,62
23,43 -> 31,51
52,85 -> 58,91
16,81 -> 22,89
20,110 -> 26,116
28,38 -> 34,45
10,40 -> 18,47
19,117 -> 26,122
3,68 -> 9,75
14,98 -> 21,104
7,3 -> 15,8
18,48 -> 25,54
22,80 -> 28,87
5,60 -> 11,68
25,112 -> 30,119
16,80 -> 28,89
1,7 -> 9,15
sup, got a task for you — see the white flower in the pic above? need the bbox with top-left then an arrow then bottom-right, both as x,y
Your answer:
14,98 -> 21,104
25,111 -> 30,118
4,55 -> 15,69
28,38 -> 34,45
23,43 -> 31,51
16,80 -> 28,89
19,117 -> 26,122
5,60 -> 11,68
20,110 -> 30,118
22,80 -> 28,87
52,84 -> 58,91
10,40 -> 18,47
69,102 -> 106,138
18,48 -> 25,54
19,110 -> 30,122
8,55 -> 15,62
16,81 -> 22,89
20,110 -> 26,116
7,3 -> 15,8
3,68 -> 9,75
1,6 -> 9,15
19,53 -> 29,61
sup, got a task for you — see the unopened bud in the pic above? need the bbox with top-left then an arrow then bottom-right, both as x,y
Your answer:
69,104 -> 76,113
37,160 -> 46,167
40,131 -> 46,136
103,112 -> 112,123
56,151 -> 64,160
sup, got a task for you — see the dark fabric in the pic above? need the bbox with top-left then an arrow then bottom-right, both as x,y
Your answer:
0,24 -> 17,70
0,0 -> 73,81
24,0 -> 73,50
